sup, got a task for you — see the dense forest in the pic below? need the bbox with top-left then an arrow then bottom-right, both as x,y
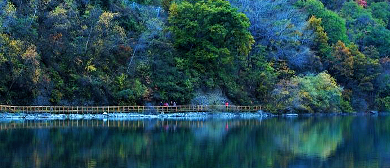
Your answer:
1,0 -> 390,113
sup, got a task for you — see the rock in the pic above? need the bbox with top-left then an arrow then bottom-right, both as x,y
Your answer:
284,113 -> 298,117
369,111 -> 378,114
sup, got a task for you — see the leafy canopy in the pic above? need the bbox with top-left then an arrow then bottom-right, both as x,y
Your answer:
168,0 -> 254,81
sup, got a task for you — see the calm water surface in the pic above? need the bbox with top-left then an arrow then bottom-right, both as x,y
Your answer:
0,115 -> 390,168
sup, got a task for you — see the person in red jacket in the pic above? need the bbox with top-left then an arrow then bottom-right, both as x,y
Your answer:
225,102 -> 229,111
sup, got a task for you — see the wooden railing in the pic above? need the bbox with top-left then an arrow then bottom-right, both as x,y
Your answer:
0,105 -> 261,114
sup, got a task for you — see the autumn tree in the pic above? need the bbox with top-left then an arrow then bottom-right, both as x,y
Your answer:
328,41 -> 354,85
0,34 -> 42,105
307,16 -> 331,70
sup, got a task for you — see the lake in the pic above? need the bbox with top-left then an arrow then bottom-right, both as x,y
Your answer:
0,115 -> 390,168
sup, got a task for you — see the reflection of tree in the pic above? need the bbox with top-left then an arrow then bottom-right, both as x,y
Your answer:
0,117 -> 390,167
191,121 -> 229,142
273,118 -> 344,159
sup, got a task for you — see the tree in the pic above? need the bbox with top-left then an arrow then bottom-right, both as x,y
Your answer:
0,34 -> 42,105
319,0 -> 347,11
307,16 -> 331,70
298,0 -> 349,44
328,41 -> 381,110
340,1 -> 390,57
340,1 -> 375,44
230,0 -> 314,71
328,41 -> 354,85
129,18 -> 195,103
362,25 -> 390,58
349,44 -> 382,109
357,0 -> 367,8
272,72 -> 345,113
369,2 -> 390,28
168,0 -> 254,87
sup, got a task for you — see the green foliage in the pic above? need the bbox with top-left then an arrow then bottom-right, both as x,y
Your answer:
162,0 -> 174,11
307,16 -> 331,68
169,0 -> 254,82
272,72 -> 344,113
369,2 -> 390,27
0,33 -> 41,105
339,1 -> 390,58
377,96 -> 390,112
340,1 -> 375,43
327,41 -> 382,110
298,0 -> 349,44
168,0 -> 257,104
243,47 -> 279,104
115,79 -> 147,105
328,41 -> 354,84
0,0 -> 389,112
340,98 -> 354,113
319,0 -> 347,11
362,25 -> 390,58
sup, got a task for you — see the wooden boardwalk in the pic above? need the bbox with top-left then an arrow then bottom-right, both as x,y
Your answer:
0,105 -> 261,114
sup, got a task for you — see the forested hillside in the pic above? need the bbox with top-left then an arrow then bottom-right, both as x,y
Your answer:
1,0 -> 390,113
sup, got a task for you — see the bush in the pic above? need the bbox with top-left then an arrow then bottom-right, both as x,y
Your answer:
272,72 -> 344,113
377,96 -> 390,112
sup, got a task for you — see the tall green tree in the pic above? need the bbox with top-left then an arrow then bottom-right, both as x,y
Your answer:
369,2 -> 390,28
168,0 -> 254,88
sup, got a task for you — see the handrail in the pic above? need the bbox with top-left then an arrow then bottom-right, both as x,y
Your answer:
0,105 -> 261,113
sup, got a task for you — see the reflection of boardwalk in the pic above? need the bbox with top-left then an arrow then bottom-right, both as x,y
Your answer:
0,120 -> 264,130
0,105 -> 261,113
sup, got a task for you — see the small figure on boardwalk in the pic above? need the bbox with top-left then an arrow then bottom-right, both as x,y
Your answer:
225,101 -> 229,111
173,102 -> 177,106
160,102 -> 163,106
164,102 -> 169,106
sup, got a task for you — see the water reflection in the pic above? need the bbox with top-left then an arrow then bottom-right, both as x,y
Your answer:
0,116 -> 389,168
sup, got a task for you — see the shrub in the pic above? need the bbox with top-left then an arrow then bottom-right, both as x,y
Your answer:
272,72 -> 344,113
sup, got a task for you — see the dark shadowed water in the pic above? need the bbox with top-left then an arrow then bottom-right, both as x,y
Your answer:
0,115 -> 390,168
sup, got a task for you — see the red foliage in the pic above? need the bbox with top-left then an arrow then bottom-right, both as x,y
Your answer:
380,57 -> 390,69
357,0 -> 367,8
51,33 -> 63,42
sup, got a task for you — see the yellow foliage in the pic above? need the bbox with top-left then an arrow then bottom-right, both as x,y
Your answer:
6,2 -> 16,14
51,6 -> 67,16
22,45 -> 39,59
98,12 -> 118,27
86,65 -> 97,72
85,60 -> 97,72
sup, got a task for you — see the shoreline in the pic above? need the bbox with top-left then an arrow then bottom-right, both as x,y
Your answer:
0,111 -> 387,121
0,111 -> 271,120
